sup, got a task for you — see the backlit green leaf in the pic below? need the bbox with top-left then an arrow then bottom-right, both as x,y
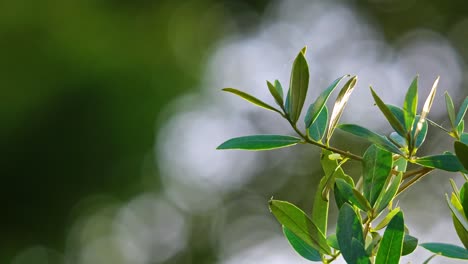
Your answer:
414,77 -> 439,139
411,116 -> 428,149
363,145 -> 393,207
320,149 -> 354,201
447,194 -> 468,232
267,80 -> 284,107
287,50 -> 310,123
456,96 -> 468,127
337,203 -> 366,264
375,211 -> 405,264
402,234 -> 418,256
338,124 -> 404,155
217,135 -> 301,151
415,153 -> 465,172
454,141 -> 468,170
312,176 -> 329,236
326,76 -> 358,143
222,88 -> 282,114
283,226 -> 322,261
304,75 -> 348,128
269,200 -> 331,255
445,92 -> 456,129
327,234 -> 340,250
308,106 -> 328,142
374,172 -> 402,214
394,157 -> 407,172
452,211 -> 468,249
403,76 -> 418,132
370,87 -> 406,137
420,243 -> 468,259
374,207 -> 401,231
335,178 -> 372,212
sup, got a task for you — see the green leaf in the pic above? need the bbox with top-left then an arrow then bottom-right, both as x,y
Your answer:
338,124 -> 404,155
411,116 -> 428,149
386,104 -> 405,128
217,135 -> 301,151
445,92 -> 456,129
267,80 -> 284,107
351,238 -> 371,264
394,157 -> 407,172
370,87 -> 406,137
269,200 -> 331,255
337,203 -> 366,264
414,76 -> 439,140
304,75 -> 348,128
374,207 -> 401,231
287,50 -> 310,123
461,133 -> 468,145
283,226 -> 322,261
374,172 -> 403,214
222,88 -> 282,114
335,178 -> 372,212
415,153 -> 466,172
403,76 -> 418,132
312,176 -> 329,236
308,106 -> 328,142
375,211 -> 405,264
363,145 -> 393,207
453,211 -> 468,249
402,234 -> 418,256
461,182 -> 468,222
320,150 -> 354,202
326,76 -> 358,143
455,141 -> 468,170
456,96 -> 468,127
327,234 -> 340,250
301,46 -> 307,55
457,121 -> 465,137
389,132 -> 407,148
447,194 -> 468,232
420,243 -> 468,259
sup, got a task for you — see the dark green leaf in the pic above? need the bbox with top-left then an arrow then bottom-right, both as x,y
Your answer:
386,104 -> 405,128
334,182 -> 347,209
456,96 -> 468,127
415,153 -> 465,172
351,238 -> 370,264
457,121 -> 464,137
283,226 -> 322,261
389,132 -> 406,148
461,133 -> 468,145
312,176 -> 329,236
403,76 -> 418,132
375,211 -> 405,264
420,243 -> 468,259
326,76 -> 358,143
363,145 -> 393,207
304,75 -> 348,128
374,172 -> 402,214
402,234 -> 418,256
455,141 -> 468,170
337,203 -> 366,264
411,116 -> 428,149
308,106 -> 328,142
370,87 -> 406,137
447,194 -> 468,232
445,92 -> 456,129
287,50 -> 310,123
394,157 -> 407,172
452,211 -> 468,249
267,80 -> 283,107
327,234 -> 340,250
222,88 -> 282,114
217,135 -> 301,151
461,182 -> 468,222
335,178 -> 372,212
338,124 -> 404,155
269,200 -> 331,255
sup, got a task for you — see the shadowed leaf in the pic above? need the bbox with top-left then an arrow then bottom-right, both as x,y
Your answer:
283,226 -> 322,261
375,211 -> 405,264
217,135 -> 301,151
420,243 -> 468,260
402,234 -> 418,256
337,203 -> 367,264
455,141 -> 468,170
267,80 -> 284,107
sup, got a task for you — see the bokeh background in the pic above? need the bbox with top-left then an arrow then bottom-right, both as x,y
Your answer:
1,0 -> 468,263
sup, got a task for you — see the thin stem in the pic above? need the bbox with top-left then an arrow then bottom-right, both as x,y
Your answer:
397,168 -> 434,195
427,118 -> 451,133
402,168 -> 429,180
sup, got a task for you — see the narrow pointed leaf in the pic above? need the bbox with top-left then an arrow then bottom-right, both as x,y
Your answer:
452,211 -> 468,249
327,234 -> 340,250
455,141 -> 468,170
222,88 -> 282,114
445,92 -> 456,129
363,145 -> 393,206
312,176 -> 329,236
287,50 -> 310,123
370,87 -> 406,137
461,133 -> 468,144
335,178 -> 372,211
402,234 -> 418,256
375,211 -> 405,264
338,124 -> 404,155
403,77 -> 418,132
283,226 -> 322,261
308,106 -> 328,142
456,96 -> 468,127
461,182 -> 468,221
304,75 -> 348,128
217,135 -> 301,151
414,76 -> 439,139
374,207 -> 401,231
269,200 -> 331,255
386,104 -> 405,128
420,243 -> 468,259
267,80 -> 284,107
326,76 -> 358,142
415,153 -> 465,172
374,172 -> 402,214
389,132 -> 407,148
447,194 -> 468,231
337,203 -> 366,264
457,121 -> 465,137
411,116 -> 428,149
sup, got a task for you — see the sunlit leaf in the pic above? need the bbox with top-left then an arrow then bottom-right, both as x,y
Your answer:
308,106 -> 328,142
370,87 -> 406,137
326,76 -> 358,143
448,193 -> 468,231
374,172 -> 402,214
445,92 -> 456,129
283,226 -> 322,261
337,203 -> 367,264
269,200 -> 331,255
304,75 -> 348,128
454,141 -> 468,170
420,243 -> 468,259
456,96 -> 468,127
457,121 -> 465,137
335,178 -> 372,212
415,153 -> 465,172
402,234 -> 418,256
287,50 -> 310,123
267,80 -> 284,107
394,157 -> 407,172
452,211 -> 468,249
375,211 -> 405,264
312,176 -> 329,236
320,150 -> 354,202
403,76 -> 418,132
374,207 -> 401,231
411,116 -> 428,149
338,124 -> 404,155
327,234 -> 340,250
363,145 -> 393,207
222,88 -> 282,114
386,104 -> 405,128
217,135 -> 301,151
414,76 -> 439,139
